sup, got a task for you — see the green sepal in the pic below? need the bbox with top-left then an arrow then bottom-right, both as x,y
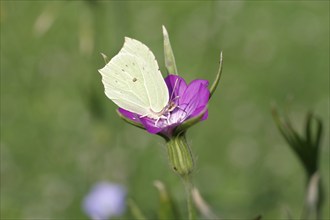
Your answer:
154,180 -> 180,220
174,105 -> 208,136
162,25 -> 178,75
209,52 -> 223,99
166,132 -> 194,176
116,109 -> 145,130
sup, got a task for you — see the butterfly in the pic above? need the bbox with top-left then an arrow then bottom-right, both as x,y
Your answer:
99,37 -> 171,120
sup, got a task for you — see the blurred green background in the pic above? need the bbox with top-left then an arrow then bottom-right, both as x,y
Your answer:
1,1 -> 329,219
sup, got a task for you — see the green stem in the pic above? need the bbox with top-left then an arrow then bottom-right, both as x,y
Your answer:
165,132 -> 196,219
182,174 -> 195,220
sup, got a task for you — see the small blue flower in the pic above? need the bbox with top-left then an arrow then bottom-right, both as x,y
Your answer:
83,182 -> 126,220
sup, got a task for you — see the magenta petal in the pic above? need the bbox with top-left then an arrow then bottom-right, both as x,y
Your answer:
119,108 -> 163,134
180,79 -> 209,105
118,108 -> 140,123
165,75 -> 187,102
179,79 -> 210,118
190,83 -> 210,117
191,106 -> 209,120
201,110 -> 208,120
139,117 -> 163,134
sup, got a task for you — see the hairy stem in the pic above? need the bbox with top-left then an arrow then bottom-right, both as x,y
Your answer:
182,174 -> 195,220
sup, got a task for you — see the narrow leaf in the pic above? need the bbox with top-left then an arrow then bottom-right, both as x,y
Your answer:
163,25 -> 178,75
271,106 -> 299,149
311,115 -> 323,150
305,112 -> 313,146
209,51 -> 223,99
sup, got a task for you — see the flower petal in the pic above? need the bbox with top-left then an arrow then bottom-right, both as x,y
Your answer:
165,75 -> 187,103
118,108 -> 140,123
193,107 -> 209,120
139,117 -> 163,134
179,79 -> 209,118
190,82 -> 210,118
119,108 -> 164,134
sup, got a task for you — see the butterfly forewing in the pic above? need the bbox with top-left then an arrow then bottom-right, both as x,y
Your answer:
121,37 -> 169,113
99,37 -> 169,117
100,55 -> 150,115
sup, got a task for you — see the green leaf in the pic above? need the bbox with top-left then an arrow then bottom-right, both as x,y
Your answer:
271,106 -> 299,149
305,112 -> 313,146
310,114 -> 323,149
209,51 -> 223,99
271,105 -> 323,177
163,25 -> 178,75
314,117 -> 323,150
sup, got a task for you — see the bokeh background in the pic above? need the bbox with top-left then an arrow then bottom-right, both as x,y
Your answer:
1,1 -> 329,219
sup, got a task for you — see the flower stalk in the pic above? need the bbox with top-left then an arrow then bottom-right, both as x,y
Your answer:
183,174 -> 196,220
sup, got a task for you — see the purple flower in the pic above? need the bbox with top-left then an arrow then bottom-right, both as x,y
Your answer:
83,182 -> 126,220
118,74 -> 210,137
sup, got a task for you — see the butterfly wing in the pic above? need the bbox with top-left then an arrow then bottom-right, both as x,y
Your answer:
99,37 -> 169,117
